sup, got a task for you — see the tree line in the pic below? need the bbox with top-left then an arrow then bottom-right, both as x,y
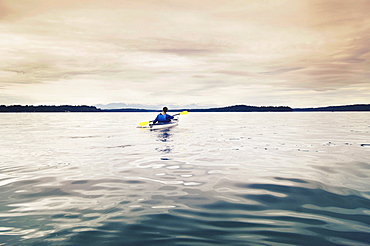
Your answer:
0,105 -> 101,112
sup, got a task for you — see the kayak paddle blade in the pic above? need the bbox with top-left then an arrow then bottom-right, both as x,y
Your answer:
138,121 -> 151,126
173,111 -> 188,116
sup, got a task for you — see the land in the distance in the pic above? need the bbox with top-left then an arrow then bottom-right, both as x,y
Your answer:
1,104 -> 370,112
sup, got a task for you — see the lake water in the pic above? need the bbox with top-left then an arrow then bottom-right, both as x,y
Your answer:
0,112 -> 369,245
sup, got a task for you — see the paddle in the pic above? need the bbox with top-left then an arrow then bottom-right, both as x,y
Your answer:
138,111 -> 188,126
173,111 -> 188,116
138,121 -> 152,127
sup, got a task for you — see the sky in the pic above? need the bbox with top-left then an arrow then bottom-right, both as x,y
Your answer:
0,0 -> 369,109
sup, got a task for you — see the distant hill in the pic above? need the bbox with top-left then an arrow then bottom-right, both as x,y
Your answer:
183,105 -> 293,112
101,105 -> 292,112
293,104 -> 370,112
103,108 -> 156,112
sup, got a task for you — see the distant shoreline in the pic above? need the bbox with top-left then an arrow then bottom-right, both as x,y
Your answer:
1,104 -> 370,113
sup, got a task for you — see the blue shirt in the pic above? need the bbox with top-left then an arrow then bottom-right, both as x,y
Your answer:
153,113 -> 174,124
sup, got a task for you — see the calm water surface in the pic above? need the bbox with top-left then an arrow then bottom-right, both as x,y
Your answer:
0,112 -> 369,245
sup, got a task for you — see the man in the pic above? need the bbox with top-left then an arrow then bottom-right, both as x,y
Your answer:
152,107 -> 174,124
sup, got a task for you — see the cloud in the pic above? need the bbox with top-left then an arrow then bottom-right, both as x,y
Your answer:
214,70 -> 256,77
261,67 -> 306,76
0,0 -> 369,107
147,48 -> 217,56
310,0 -> 370,27
0,1 -> 12,19
129,37 -> 230,57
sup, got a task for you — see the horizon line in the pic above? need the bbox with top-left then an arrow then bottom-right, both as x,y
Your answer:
1,103 -> 370,110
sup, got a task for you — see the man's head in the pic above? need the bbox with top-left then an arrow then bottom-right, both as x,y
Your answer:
162,107 -> 168,113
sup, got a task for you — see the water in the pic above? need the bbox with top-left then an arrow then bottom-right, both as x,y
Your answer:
0,112 -> 369,245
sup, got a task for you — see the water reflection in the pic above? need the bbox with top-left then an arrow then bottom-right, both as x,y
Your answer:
156,129 -> 173,143
155,129 -> 174,153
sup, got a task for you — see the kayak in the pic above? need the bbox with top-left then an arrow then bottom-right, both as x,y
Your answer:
137,111 -> 187,129
137,119 -> 178,130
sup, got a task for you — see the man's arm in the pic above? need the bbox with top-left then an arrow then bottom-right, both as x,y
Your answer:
153,115 -> 159,124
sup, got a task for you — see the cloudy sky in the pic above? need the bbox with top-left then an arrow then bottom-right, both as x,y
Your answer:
0,0 -> 369,108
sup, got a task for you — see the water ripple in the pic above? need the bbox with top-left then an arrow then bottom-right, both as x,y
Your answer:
0,113 -> 370,245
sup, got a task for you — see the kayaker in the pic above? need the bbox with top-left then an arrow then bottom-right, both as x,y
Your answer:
152,107 -> 174,124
